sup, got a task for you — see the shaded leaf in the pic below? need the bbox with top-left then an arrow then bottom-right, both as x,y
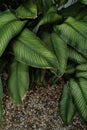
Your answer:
59,2 -> 87,19
51,33 -> 68,77
81,0 -> 87,4
15,0 -> 37,19
34,7 -> 62,33
68,46 -> 87,64
37,0 -> 53,14
0,58 -> 8,74
59,82 -> 75,125
65,63 -> 76,74
69,78 -> 87,123
54,0 -> 68,6
8,60 -> 29,104
54,17 -> 87,58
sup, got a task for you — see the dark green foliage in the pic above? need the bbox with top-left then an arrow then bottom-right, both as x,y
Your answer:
59,82 -> 75,125
0,0 -> 87,127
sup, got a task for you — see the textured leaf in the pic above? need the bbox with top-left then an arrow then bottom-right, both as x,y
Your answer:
51,33 -> 68,77
37,0 -> 53,14
15,0 -> 37,19
0,78 -> 3,128
76,63 -> 87,72
0,10 -> 26,57
8,60 -> 29,104
69,78 -> 87,123
13,29 -> 58,69
59,82 -> 75,125
79,78 -> 87,103
0,10 -> 16,28
76,71 -> 87,79
54,17 -> 87,58
34,7 -> 62,33
68,46 -> 87,64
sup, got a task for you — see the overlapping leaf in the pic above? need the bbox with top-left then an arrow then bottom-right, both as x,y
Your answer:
51,33 -> 67,77
76,71 -> 87,79
76,63 -> 87,71
0,10 -> 26,57
15,0 -> 37,19
0,10 -> 16,28
68,46 -> 87,64
59,82 -> 75,125
37,0 -> 53,14
12,29 -> 58,69
54,17 -> 87,58
70,78 -> 87,123
34,7 -> 62,33
59,2 -> 87,19
40,31 -> 53,51
8,60 -> 29,104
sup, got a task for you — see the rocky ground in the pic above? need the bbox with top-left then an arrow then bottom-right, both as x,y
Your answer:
2,80 -> 87,130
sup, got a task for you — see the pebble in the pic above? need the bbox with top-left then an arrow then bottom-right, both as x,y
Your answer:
2,84 -> 87,130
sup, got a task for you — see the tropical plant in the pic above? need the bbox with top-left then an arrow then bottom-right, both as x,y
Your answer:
0,0 -> 87,127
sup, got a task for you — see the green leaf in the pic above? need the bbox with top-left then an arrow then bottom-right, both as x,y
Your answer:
12,29 -> 58,69
33,7 -> 62,33
76,71 -> 87,79
68,46 -> 87,64
0,78 -> 3,128
54,17 -> 87,58
15,0 -> 37,19
69,78 -> 87,123
0,10 -> 16,28
79,78 -> 87,103
81,0 -> 87,4
0,10 -> 26,57
76,63 -> 87,72
76,8 -> 87,21
59,2 -> 87,19
8,60 -> 29,104
54,0 -> 68,6
51,33 -> 68,77
37,0 -> 53,14
59,82 -> 75,125
40,31 -> 53,51
65,64 -> 76,74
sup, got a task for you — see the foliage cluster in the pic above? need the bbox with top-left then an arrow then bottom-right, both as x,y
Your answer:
0,0 -> 87,127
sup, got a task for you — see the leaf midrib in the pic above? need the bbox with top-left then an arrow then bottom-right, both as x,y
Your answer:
17,38 -> 58,68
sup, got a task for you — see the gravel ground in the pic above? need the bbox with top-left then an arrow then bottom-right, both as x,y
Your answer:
2,81 -> 87,130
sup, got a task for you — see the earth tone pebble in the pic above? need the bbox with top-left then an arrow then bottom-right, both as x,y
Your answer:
2,82 -> 87,130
